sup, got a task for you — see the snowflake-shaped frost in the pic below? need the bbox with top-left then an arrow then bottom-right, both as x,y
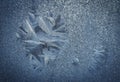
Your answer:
16,12 -> 68,69
88,45 -> 108,73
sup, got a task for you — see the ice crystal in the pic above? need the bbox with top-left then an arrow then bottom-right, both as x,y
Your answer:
16,12 -> 67,69
88,45 -> 108,72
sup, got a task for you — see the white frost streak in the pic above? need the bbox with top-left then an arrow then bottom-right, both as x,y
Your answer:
38,17 -> 51,34
24,20 -> 37,39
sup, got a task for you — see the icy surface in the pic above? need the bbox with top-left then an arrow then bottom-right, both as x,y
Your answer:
0,0 -> 120,82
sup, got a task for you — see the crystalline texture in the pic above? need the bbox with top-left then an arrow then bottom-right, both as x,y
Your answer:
16,12 -> 67,69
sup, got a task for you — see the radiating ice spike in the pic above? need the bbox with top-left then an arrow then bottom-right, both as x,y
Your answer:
16,33 -> 21,39
37,17 -> 51,34
28,12 -> 35,22
24,40 -> 45,45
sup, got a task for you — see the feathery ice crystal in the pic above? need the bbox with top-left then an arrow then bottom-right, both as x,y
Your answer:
88,45 -> 107,73
16,12 -> 68,69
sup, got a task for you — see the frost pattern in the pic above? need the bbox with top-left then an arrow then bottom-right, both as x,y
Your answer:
16,12 -> 67,69
88,45 -> 108,73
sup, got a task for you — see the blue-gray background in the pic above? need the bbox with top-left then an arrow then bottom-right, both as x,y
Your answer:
0,0 -> 120,82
